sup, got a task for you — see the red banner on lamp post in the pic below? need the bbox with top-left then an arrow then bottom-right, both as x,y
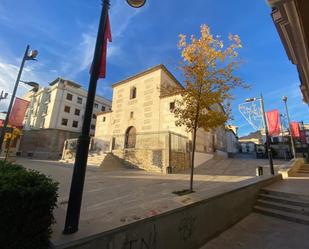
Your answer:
90,13 -> 112,79
266,109 -> 280,136
9,97 -> 30,128
290,122 -> 300,138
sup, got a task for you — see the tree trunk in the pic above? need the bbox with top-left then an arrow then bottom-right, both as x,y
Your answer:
189,86 -> 202,192
4,138 -> 12,162
190,125 -> 197,192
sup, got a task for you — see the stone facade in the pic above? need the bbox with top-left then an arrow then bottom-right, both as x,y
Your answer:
93,65 -> 228,173
19,129 -> 80,159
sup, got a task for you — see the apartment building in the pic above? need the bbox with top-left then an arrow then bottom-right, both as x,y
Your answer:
20,78 -> 111,159
23,78 -> 111,134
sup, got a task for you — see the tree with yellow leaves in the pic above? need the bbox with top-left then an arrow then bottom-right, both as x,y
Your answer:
4,127 -> 22,161
175,25 -> 247,192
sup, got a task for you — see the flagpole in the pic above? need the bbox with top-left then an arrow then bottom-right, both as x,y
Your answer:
260,94 -> 275,175
63,0 -> 110,234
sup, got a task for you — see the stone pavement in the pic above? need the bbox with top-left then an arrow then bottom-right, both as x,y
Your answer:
263,171 -> 309,197
15,156 -> 286,247
201,161 -> 309,249
200,212 -> 309,249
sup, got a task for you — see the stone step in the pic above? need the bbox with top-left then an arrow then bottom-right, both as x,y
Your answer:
253,206 -> 309,225
297,169 -> 309,174
258,193 -> 309,208
300,165 -> 309,168
256,199 -> 309,216
299,171 -> 309,173
88,157 -> 105,162
299,165 -> 309,168
260,189 -> 309,203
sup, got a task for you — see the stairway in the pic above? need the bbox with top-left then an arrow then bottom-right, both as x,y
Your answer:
87,152 -> 107,166
60,152 -> 107,166
297,164 -> 309,174
254,189 -> 309,225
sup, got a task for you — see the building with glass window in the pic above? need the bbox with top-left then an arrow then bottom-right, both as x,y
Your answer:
19,78 -> 111,159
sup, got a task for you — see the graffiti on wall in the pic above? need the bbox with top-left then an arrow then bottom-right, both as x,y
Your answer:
178,216 -> 197,242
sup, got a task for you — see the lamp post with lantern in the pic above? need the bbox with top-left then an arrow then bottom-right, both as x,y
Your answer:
0,45 -> 38,154
245,94 -> 274,175
63,0 -> 147,234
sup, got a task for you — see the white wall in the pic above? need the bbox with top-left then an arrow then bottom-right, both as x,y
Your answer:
194,152 -> 214,167
226,130 -> 238,153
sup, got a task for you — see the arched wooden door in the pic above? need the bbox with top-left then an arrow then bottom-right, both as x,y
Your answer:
125,126 -> 136,148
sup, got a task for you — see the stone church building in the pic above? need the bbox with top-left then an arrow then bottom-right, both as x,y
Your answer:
91,64 -> 228,173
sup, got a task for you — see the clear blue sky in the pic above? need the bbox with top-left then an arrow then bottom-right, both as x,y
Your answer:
0,0 -> 308,136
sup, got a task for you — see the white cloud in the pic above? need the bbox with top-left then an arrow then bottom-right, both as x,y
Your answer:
0,0 -> 148,108
60,0 -> 147,79
0,55 -> 57,111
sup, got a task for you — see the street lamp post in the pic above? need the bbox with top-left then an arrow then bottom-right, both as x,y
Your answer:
63,0 -> 146,234
0,45 -> 38,154
0,91 -> 8,102
245,94 -> 275,175
282,96 -> 296,158
260,94 -> 275,175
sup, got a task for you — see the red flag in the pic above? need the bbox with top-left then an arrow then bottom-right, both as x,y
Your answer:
266,109 -> 280,136
9,97 -> 29,128
99,14 -> 112,78
290,122 -> 300,138
90,14 -> 112,79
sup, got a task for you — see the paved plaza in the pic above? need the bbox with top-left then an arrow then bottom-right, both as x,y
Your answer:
200,212 -> 309,249
200,162 -> 309,249
14,156 -> 287,244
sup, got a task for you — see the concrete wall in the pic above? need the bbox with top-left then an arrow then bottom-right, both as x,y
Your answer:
279,158 -> 305,178
216,150 -> 228,158
53,175 -> 281,249
194,152 -> 214,167
19,129 -> 80,159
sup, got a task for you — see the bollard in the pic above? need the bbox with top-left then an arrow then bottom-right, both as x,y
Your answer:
256,166 -> 263,176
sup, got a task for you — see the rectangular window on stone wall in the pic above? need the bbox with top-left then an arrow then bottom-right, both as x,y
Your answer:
61,118 -> 68,126
170,102 -> 175,112
72,120 -> 78,128
66,93 -> 73,101
75,109 -> 80,116
101,105 -> 106,112
94,103 -> 99,108
130,111 -> 134,119
103,117 -> 106,122
64,105 -> 70,113
91,124 -> 95,130
77,96 -> 83,104
130,87 -> 137,99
